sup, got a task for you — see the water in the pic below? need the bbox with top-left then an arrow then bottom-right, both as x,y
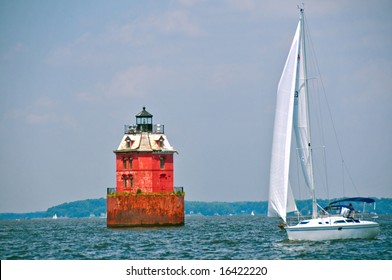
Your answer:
1,215 -> 391,260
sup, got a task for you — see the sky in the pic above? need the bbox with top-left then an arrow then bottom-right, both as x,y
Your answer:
0,0 -> 391,213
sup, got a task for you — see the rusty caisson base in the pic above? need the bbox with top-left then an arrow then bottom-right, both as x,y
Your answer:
106,193 -> 184,228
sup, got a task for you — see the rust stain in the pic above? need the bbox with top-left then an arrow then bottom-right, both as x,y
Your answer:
107,193 -> 184,227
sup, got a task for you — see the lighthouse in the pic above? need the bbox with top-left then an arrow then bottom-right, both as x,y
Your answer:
107,107 -> 184,227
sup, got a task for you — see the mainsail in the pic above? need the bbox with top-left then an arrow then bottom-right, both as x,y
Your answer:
268,21 -> 301,222
293,13 -> 317,218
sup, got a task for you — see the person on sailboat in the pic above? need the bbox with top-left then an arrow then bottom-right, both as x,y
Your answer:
347,203 -> 355,218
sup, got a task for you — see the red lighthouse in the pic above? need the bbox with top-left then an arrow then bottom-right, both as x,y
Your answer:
107,107 -> 184,227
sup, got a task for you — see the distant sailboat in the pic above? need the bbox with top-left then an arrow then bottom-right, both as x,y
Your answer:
267,7 -> 379,241
251,211 -> 255,216
52,214 -> 58,220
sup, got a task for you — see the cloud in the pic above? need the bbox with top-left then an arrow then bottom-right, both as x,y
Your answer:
78,65 -> 175,102
226,0 -> 349,19
2,42 -> 29,60
25,113 -> 53,124
25,113 -> 74,126
45,8 -> 204,68
108,66 -> 170,97
5,96 -> 77,127
32,96 -> 57,108
45,33 -> 94,67
147,10 -> 205,36
105,23 -> 138,45
208,63 -> 261,89
176,0 -> 199,6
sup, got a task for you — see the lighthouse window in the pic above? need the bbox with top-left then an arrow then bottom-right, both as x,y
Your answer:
129,175 -> 133,188
160,156 -> 165,169
125,136 -> 131,148
159,137 -> 164,148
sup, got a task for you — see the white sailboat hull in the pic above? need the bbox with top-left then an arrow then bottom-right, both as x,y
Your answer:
285,217 -> 380,241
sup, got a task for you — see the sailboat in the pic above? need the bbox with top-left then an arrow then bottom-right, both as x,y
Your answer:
267,8 -> 379,241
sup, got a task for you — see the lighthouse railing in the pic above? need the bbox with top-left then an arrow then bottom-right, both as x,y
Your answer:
174,187 -> 184,193
107,188 -> 116,195
124,124 -> 165,134
107,187 -> 183,195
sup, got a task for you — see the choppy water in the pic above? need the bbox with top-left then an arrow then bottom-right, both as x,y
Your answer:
1,215 -> 391,260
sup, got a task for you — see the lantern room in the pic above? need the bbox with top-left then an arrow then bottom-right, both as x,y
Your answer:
136,107 -> 153,132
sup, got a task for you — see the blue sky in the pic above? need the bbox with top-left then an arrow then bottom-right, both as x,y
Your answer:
1,0 -> 391,212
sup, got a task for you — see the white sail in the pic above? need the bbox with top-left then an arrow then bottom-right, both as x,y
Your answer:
293,13 -> 317,218
268,21 -> 301,222
294,16 -> 313,189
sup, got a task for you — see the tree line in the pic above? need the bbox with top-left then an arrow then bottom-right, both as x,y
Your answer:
0,197 -> 391,220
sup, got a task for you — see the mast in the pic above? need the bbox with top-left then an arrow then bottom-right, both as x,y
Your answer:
298,7 -> 318,218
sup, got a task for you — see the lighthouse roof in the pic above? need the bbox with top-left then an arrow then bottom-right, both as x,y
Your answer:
136,107 -> 153,117
115,132 -> 176,153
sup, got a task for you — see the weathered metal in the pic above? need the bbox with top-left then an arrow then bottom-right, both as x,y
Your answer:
107,193 -> 184,227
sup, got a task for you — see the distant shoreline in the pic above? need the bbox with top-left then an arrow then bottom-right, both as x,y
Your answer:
1,197 -> 391,220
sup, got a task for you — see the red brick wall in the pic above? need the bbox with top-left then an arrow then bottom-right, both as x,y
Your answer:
115,153 -> 174,193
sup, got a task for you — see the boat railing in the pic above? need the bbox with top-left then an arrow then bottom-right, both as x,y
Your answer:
287,210 -> 378,225
321,209 -> 378,220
